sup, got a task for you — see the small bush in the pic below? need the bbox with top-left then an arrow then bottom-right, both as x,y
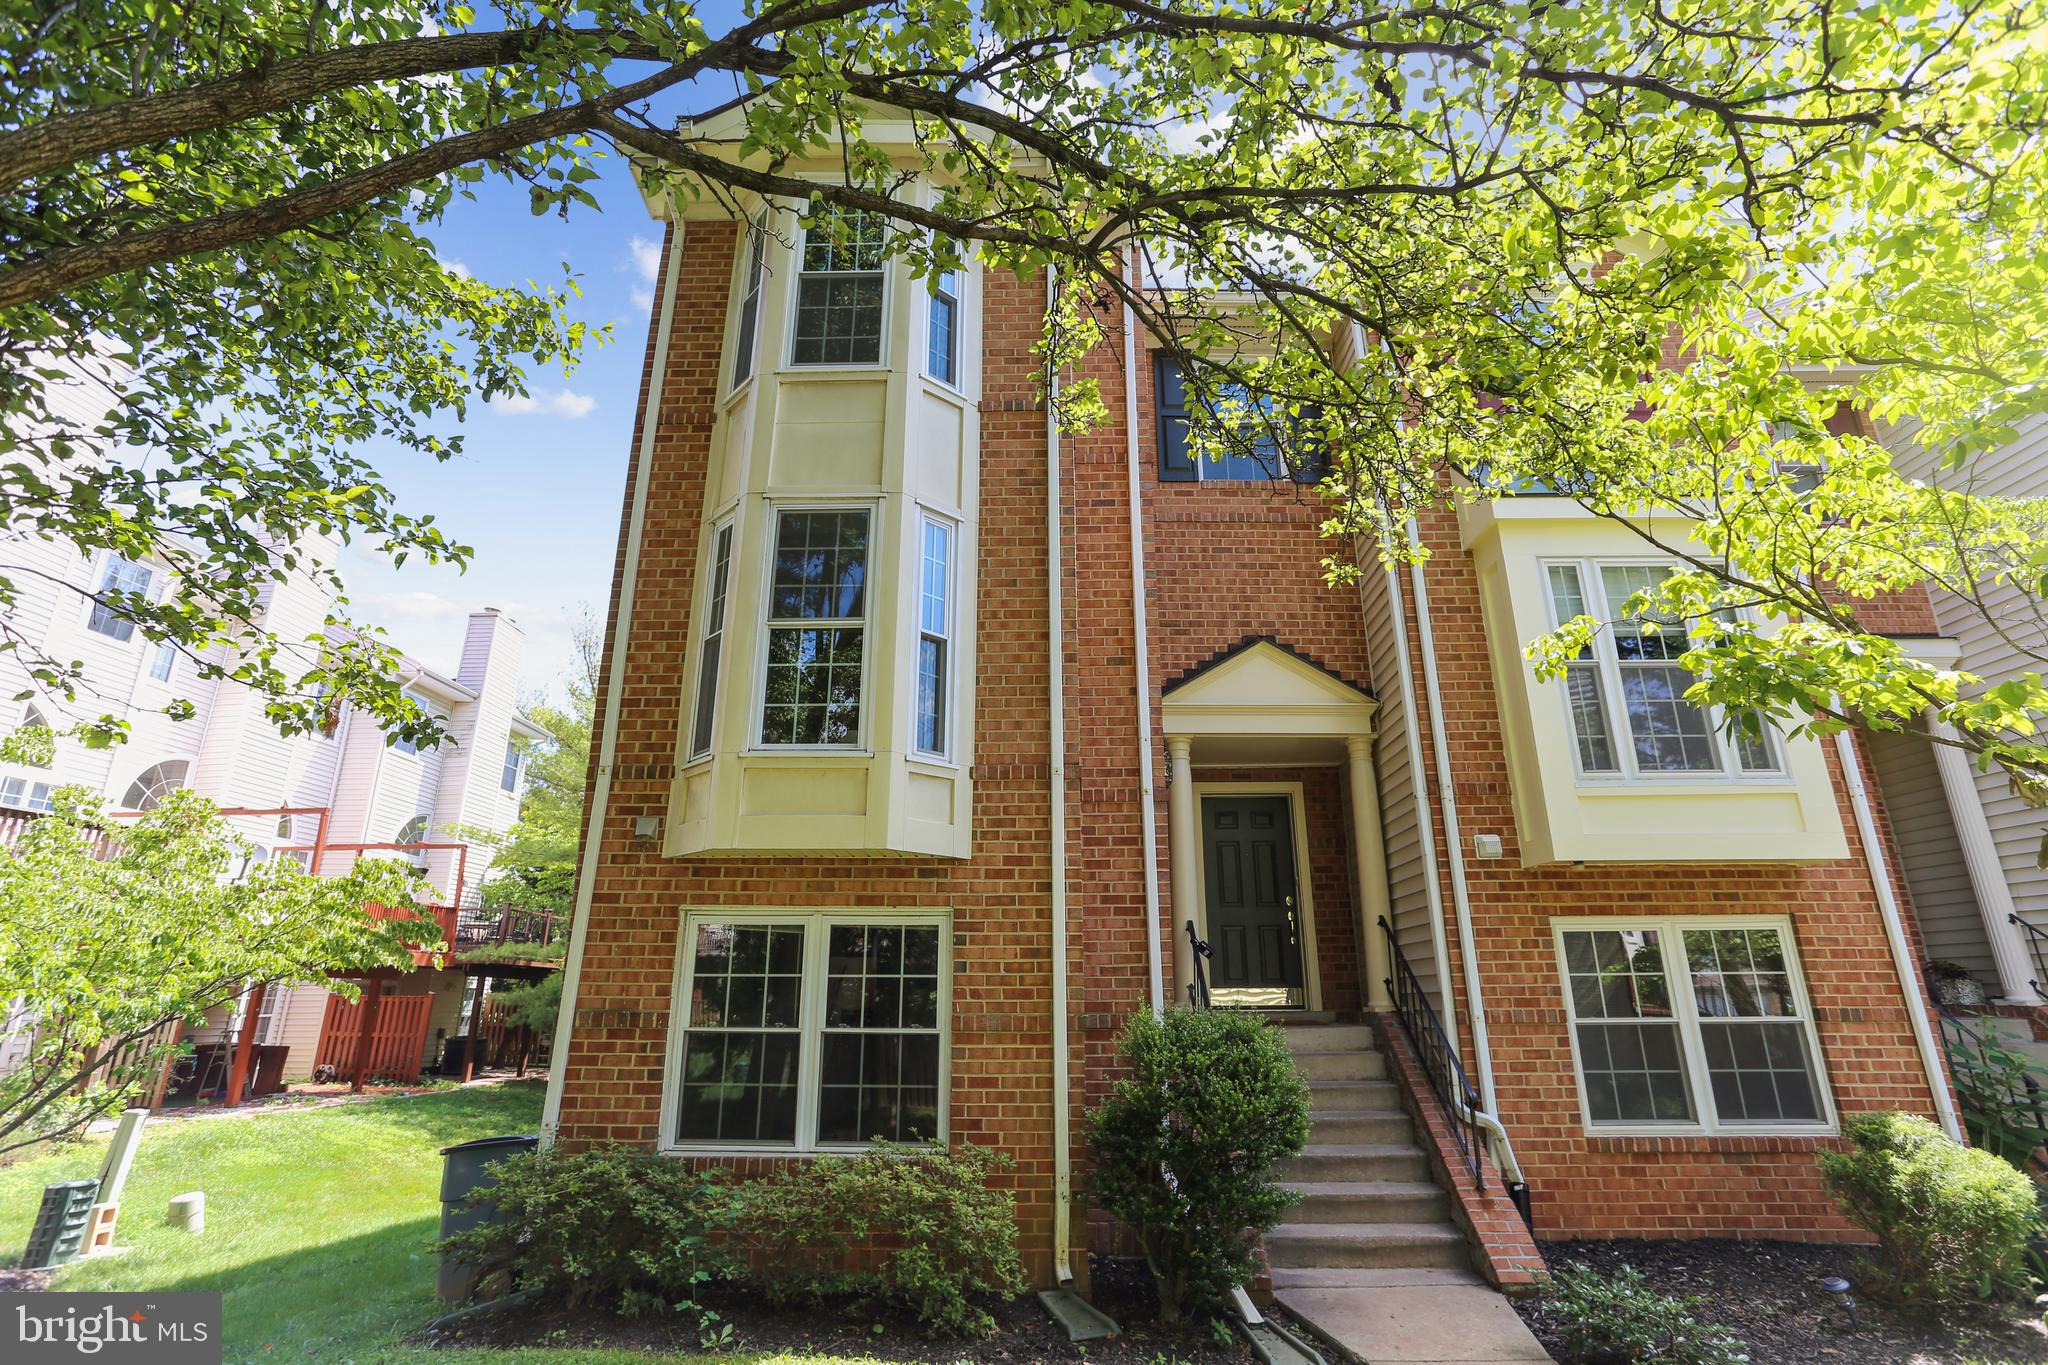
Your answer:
436,1144 -> 731,1314
1818,1110 -> 2040,1304
721,1141 -> 1024,1336
1547,1264 -> 1748,1365
1084,1008 -> 1312,1324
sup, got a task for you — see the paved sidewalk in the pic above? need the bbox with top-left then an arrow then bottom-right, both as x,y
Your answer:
1276,1268 -> 1553,1364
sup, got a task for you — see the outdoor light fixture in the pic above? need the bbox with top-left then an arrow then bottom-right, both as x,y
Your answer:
1818,1275 -> 1857,1328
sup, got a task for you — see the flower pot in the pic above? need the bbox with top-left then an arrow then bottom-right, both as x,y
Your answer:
1932,975 -> 1988,1007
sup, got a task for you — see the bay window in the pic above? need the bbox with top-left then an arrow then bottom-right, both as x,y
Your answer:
732,213 -> 768,388
791,209 -> 886,366
1555,917 -> 1830,1133
926,268 -> 961,385
759,508 -> 868,747
1544,559 -> 1782,779
915,514 -> 954,758
670,912 -> 948,1150
690,520 -> 735,759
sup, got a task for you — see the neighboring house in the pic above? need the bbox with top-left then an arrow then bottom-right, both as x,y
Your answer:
542,104 -> 1999,1293
0,521 -> 543,1087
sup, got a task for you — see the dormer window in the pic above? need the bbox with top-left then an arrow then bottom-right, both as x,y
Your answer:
1545,560 -> 1781,779
791,210 -> 886,366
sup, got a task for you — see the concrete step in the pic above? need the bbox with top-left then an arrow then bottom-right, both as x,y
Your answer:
1265,1221 -> 1471,1270
1278,1023 -> 1376,1055
1282,1180 -> 1450,1224
1305,1079 -> 1402,1112
1269,1266 -> 1486,1290
1307,1110 -> 1416,1145
1283,1143 -> 1431,1183
1291,1049 -> 1386,1083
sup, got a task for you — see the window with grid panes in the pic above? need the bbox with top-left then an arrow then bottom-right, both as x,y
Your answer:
670,914 -> 946,1150
760,509 -> 867,746
791,210 -> 886,365
1556,919 -> 1828,1132
1544,560 -> 1783,779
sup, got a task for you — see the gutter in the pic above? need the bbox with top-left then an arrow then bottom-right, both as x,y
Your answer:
1405,524 -> 1500,1113
1833,728 -> 1965,1140
1122,251 -> 1165,1017
1046,264 -> 1075,1283
539,225 -> 685,1141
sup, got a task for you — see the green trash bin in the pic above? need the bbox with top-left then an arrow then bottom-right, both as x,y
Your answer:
24,1179 -> 100,1270
436,1134 -> 538,1302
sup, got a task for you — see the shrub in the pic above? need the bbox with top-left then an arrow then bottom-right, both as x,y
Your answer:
720,1141 -> 1025,1336
1084,1008 -> 1312,1324
436,1143 -> 732,1314
1818,1110 -> 2040,1304
1547,1264 -> 1749,1365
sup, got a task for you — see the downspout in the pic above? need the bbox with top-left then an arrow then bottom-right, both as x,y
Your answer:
1122,251 -> 1165,1017
1045,264 -> 1075,1283
1404,522 -> 1500,1113
539,223 -> 684,1142
1833,728 -> 1965,1140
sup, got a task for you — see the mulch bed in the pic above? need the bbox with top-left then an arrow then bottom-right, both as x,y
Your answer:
1516,1239 -> 2048,1364
425,1256 -> 1262,1364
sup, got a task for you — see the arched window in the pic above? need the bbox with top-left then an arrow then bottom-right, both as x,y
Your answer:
394,814 -> 429,846
120,759 -> 189,811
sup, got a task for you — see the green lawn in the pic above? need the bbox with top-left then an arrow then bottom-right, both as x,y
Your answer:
0,1083 -> 879,1365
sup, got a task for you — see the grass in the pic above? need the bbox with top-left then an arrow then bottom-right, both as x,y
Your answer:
0,1082 -> 885,1365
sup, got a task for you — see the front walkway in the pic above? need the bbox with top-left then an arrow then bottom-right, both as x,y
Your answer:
1277,1271 -> 1553,1365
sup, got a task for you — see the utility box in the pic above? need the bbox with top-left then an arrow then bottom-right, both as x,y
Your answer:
24,1179 -> 100,1269
435,1134 -> 538,1302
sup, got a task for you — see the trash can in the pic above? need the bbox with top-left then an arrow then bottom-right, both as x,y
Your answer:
436,1134 -> 538,1302
24,1179 -> 100,1269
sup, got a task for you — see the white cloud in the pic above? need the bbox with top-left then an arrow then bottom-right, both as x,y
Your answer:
442,258 -> 472,279
490,387 -> 596,419
629,286 -> 654,311
627,235 -> 661,283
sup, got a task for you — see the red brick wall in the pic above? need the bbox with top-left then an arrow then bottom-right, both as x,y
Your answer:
1392,504 -> 1952,1241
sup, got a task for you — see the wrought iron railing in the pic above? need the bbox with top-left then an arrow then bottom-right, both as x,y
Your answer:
1378,917 -> 1530,1223
2009,914 -> 2048,999
1936,1003 -> 2048,1166
1185,920 -> 1212,1009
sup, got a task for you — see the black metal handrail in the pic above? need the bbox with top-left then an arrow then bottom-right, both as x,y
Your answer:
2008,914 -> 2048,998
1379,916 -> 1485,1193
1185,920 -> 1212,1009
1935,1002 -> 2048,1163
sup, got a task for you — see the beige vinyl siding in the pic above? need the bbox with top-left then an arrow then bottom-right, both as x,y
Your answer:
1883,413 -> 2048,944
1360,556 -> 1449,1018
1866,729 -> 1997,983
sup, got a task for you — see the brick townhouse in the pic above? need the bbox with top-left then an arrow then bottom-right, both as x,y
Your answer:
542,101 -> 2016,1293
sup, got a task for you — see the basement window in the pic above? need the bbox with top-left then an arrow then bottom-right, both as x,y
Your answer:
1554,917 -> 1832,1136
668,912 -> 948,1151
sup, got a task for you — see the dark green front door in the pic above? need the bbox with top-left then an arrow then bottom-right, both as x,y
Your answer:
1202,794 -> 1304,1007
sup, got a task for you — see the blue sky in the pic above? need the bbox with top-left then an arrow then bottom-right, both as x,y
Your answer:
335,155 -> 662,702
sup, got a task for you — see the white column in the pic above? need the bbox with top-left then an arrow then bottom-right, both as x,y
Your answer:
1346,735 -> 1396,1013
1167,735 -> 1199,1006
1928,715 -> 2040,1001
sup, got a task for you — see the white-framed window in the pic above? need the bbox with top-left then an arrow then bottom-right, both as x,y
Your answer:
120,759 -> 188,811
86,555 -> 153,641
914,513 -> 955,759
925,267 -> 961,386
390,730 -> 419,756
689,519 -> 736,760
1543,559 -> 1783,780
758,506 -> 869,747
1554,916 -> 1832,1135
16,705 -> 52,768
0,777 -> 54,813
499,740 -> 523,793
789,209 -> 887,367
667,910 -> 948,1151
148,641 -> 176,682
731,212 -> 768,389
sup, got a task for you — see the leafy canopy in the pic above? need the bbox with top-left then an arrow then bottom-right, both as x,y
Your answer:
0,788 -> 435,1152
6,0 -> 2048,784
